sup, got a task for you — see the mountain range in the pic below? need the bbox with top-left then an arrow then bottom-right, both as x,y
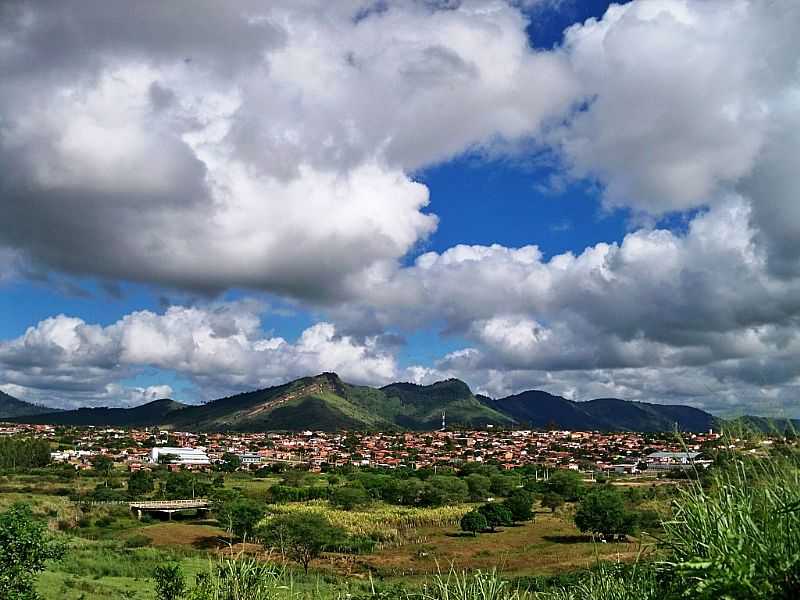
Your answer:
0,390 -> 61,419
2,373 -> 797,433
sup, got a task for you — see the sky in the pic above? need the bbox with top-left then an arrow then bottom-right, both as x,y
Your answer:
1,0 -> 799,418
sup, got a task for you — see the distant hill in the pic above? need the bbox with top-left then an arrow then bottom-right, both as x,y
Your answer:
16,398 -> 188,427
14,373 -> 511,432
8,374 -> 793,433
483,391 -> 716,433
0,390 -> 59,419
725,415 -> 800,435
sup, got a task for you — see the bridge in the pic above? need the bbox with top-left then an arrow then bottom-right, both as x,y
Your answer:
129,499 -> 211,520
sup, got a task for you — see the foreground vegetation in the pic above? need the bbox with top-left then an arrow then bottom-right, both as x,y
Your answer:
1,434 -> 798,599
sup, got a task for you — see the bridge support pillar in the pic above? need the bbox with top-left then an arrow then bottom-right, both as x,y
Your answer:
137,509 -> 142,521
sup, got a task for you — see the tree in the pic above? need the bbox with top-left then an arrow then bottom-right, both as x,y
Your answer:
0,438 -> 51,470
503,489 -> 534,522
460,510 -> 488,536
92,455 -> 114,485
164,471 -> 211,500
153,564 -> 185,600
489,474 -> 517,497
545,470 -> 585,502
421,476 -> 468,506
465,473 -> 492,501
574,488 -> 633,540
541,492 -> 564,513
330,485 -> 370,510
478,503 -> 513,532
157,453 -> 179,465
127,470 -> 154,498
219,452 -> 241,473
0,503 -> 66,600
260,513 -> 345,574
216,497 -> 265,540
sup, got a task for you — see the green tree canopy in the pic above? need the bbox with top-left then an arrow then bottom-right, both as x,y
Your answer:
216,497 -> 265,540
153,563 -> 185,600
219,452 -> 242,473
545,470 -> 585,502
164,471 -> 212,500
460,510 -> 488,536
574,488 -> 634,539
127,470 -> 154,498
478,502 -> 513,532
330,485 -> 370,510
541,492 -> 565,513
465,473 -> 492,501
0,503 -> 66,600
260,513 -> 345,574
503,489 -> 535,522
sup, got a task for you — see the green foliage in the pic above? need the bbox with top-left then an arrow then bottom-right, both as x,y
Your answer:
420,568 -> 526,600
574,488 -> 633,539
541,492 -> 564,513
534,563 -> 661,600
126,469 -> 154,498
423,476 -> 469,507
460,510 -> 488,536
187,557 -> 288,600
260,512 -> 345,574
153,563 -> 185,600
164,471 -> 212,500
543,471 -> 584,502
489,474 -> 518,497
0,438 -> 51,470
216,497 -> 265,540
478,503 -> 513,532
502,490 -> 534,522
661,458 -> 800,599
91,455 -> 114,479
466,474 -> 492,501
0,503 -> 65,600
266,484 -> 329,503
220,452 -> 242,473
330,485 -> 371,510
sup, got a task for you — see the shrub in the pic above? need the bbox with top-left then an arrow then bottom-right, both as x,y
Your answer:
124,534 -> 151,548
503,489 -> 535,522
478,503 -> 513,532
330,485 -> 371,510
460,510 -> 488,536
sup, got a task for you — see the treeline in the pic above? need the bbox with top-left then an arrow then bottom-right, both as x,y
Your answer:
0,438 -> 50,470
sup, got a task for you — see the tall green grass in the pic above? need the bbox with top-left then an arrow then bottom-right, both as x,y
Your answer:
660,457 -> 800,599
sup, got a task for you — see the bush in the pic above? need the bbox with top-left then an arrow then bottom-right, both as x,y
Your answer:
460,510 -> 488,536
124,534 -> 151,548
574,487 -> 635,540
330,485 -> 371,510
478,503 -> 513,532
503,489 -> 534,522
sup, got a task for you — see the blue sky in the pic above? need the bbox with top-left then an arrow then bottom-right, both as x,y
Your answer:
1,0 -> 798,417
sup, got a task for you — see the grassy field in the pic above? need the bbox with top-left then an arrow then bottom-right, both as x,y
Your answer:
0,470 -> 661,599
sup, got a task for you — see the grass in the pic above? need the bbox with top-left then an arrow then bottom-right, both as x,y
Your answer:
19,451 -> 800,600
264,500 -> 472,547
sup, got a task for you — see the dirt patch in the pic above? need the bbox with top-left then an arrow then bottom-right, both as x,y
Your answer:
359,513 -> 648,578
140,522 -> 228,549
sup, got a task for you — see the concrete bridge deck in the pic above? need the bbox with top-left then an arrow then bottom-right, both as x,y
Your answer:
129,498 -> 210,519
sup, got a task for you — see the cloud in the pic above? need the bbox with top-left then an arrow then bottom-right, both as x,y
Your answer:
0,0 -> 577,297
2,0 -> 800,416
340,199 -> 800,415
0,302 -> 399,408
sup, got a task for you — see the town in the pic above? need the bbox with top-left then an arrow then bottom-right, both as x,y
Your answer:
1,422 -> 724,476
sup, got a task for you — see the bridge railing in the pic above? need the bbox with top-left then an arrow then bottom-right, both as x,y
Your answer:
128,498 -> 210,509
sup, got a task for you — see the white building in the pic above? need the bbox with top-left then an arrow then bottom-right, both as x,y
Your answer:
150,447 -> 211,467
